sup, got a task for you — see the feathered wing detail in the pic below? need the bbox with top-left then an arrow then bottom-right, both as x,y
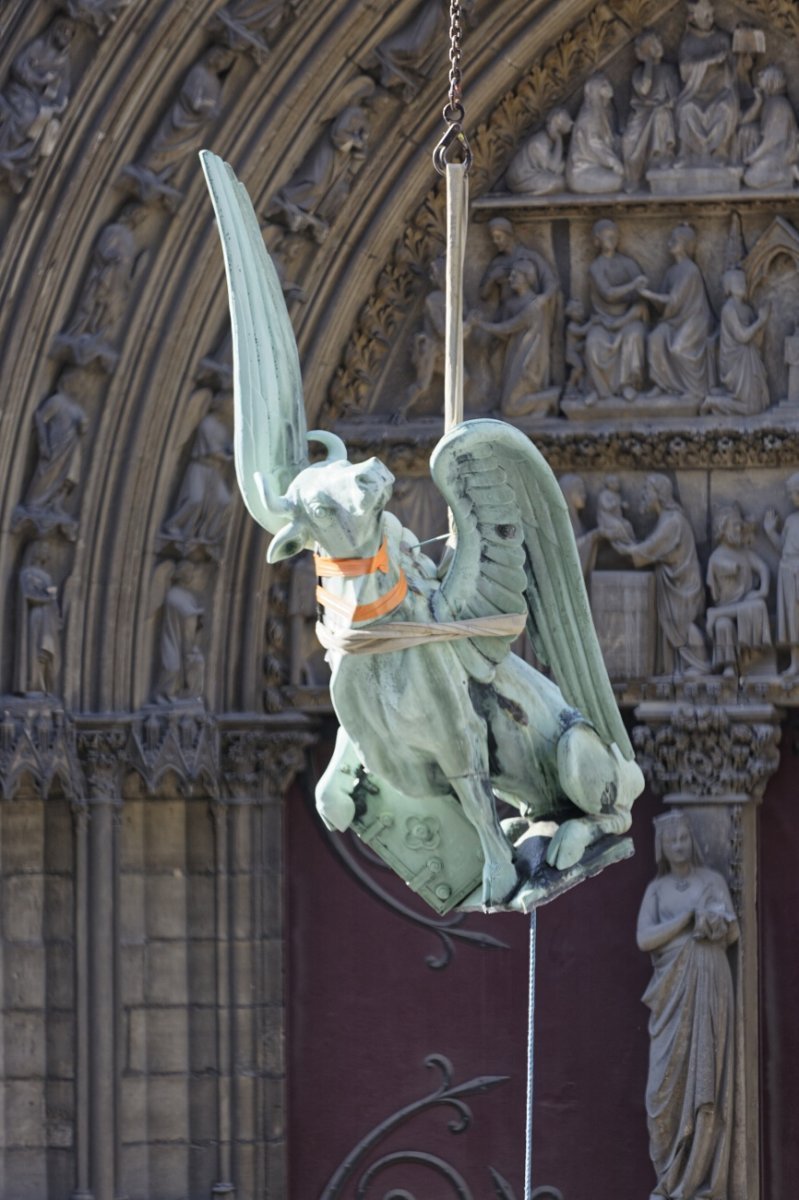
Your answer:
430,419 -> 633,759
201,150 -> 308,531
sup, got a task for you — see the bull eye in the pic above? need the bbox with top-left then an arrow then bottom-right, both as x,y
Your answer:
309,502 -> 335,525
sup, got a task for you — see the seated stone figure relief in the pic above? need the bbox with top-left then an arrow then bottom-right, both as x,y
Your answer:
582,219 -> 648,404
743,65 -> 799,190
706,503 -> 771,676
622,30 -> 679,192
506,108 -> 573,196
674,0 -> 739,167
703,268 -> 769,416
640,224 -> 715,405
566,73 -> 624,195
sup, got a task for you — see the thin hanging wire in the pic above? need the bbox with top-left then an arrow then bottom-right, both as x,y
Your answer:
524,910 -> 537,1200
433,1 -> 472,174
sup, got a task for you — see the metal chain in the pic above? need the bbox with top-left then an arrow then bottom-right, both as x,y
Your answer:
433,1 -> 472,174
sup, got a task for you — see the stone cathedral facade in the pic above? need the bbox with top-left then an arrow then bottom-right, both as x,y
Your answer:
0,1 -> 797,1198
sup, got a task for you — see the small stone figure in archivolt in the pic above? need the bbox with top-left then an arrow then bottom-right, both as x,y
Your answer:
202,152 -> 643,911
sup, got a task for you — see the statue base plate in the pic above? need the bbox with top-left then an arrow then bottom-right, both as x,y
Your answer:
562,393 -> 701,421
647,164 -> 743,196
457,830 -> 634,914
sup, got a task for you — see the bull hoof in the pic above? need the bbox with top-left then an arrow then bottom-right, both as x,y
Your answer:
481,860 -> 519,907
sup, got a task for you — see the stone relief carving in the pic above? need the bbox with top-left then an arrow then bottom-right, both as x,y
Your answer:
742,64 -> 799,189
641,224 -> 715,405
0,16 -> 76,194
506,108 -> 573,196
703,268 -> 769,415
582,219 -> 648,406
565,72 -> 624,195
59,0 -> 131,37
706,503 -> 772,675
266,78 -> 375,243
608,474 -> 709,677
764,471 -> 799,676
637,809 -> 738,1200
15,542 -> 63,697
158,389 -> 233,561
472,255 -> 558,417
50,222 -> 138,373
12,377 -> 88,541
210,0 -> 298,64
120,47 -> 235,210
371,0 -> 452,98
398,254 -> 448,423
559,474 -> 601,581
622,30 -> 679,191
153,560 -> 205,704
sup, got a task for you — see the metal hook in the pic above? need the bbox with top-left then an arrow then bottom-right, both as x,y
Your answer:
433,122 -> 473,175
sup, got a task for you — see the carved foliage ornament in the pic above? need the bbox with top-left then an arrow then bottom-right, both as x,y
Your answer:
632,705 -> 781,798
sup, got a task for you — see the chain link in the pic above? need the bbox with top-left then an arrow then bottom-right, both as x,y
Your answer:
433,1 -> 472,173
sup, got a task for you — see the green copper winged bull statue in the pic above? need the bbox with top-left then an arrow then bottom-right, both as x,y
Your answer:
201,151 -> 643,913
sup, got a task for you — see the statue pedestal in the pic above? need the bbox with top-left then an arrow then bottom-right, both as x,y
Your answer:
647,164 -> 743,195
561,392 -> 700,421
633,702 -> 782,1200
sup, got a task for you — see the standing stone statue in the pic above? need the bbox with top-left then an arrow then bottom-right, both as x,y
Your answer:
637,810 -> 738,1200
212,1 -> 297,64
12,382 -> 88,540
674,0 -> 739,167
640,225 -> 714,403
583,219 -> 648,403
764,474 -> 799,676
612,474 -> 708,676
160,392 -> 233,557
742,65 -> 799,190
154,561 -> 205,703
559,474 -> 601,581
472,258 -> 557,417
372,0 -> 452,97
565,73 -> 624,194
622,30 -> 679,191
396,255 -> 447,422
706,503 -> 771,676
506,108 -> 573,196
703,269 -> 769,416
15,544 -> 62,696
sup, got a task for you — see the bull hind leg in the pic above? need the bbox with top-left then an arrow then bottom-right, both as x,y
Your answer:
449,774 -> 518,907
547,723 -> 643,870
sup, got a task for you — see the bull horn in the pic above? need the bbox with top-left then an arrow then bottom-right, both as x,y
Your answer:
253,471 -> 293,535
308,429 -> 347,462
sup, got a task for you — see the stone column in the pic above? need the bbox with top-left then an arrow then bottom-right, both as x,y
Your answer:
218,722 -> 312,1199
70,800 -> 92,1200
78,728 -> 127,1200
633,702 -> 782,1200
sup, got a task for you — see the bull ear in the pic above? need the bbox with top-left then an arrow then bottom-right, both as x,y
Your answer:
266,520 -> 310,564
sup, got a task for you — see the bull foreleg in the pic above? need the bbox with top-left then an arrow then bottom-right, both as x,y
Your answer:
315,726 -> 360,832
449,774 -> 518,907
547,725 -> 644,869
